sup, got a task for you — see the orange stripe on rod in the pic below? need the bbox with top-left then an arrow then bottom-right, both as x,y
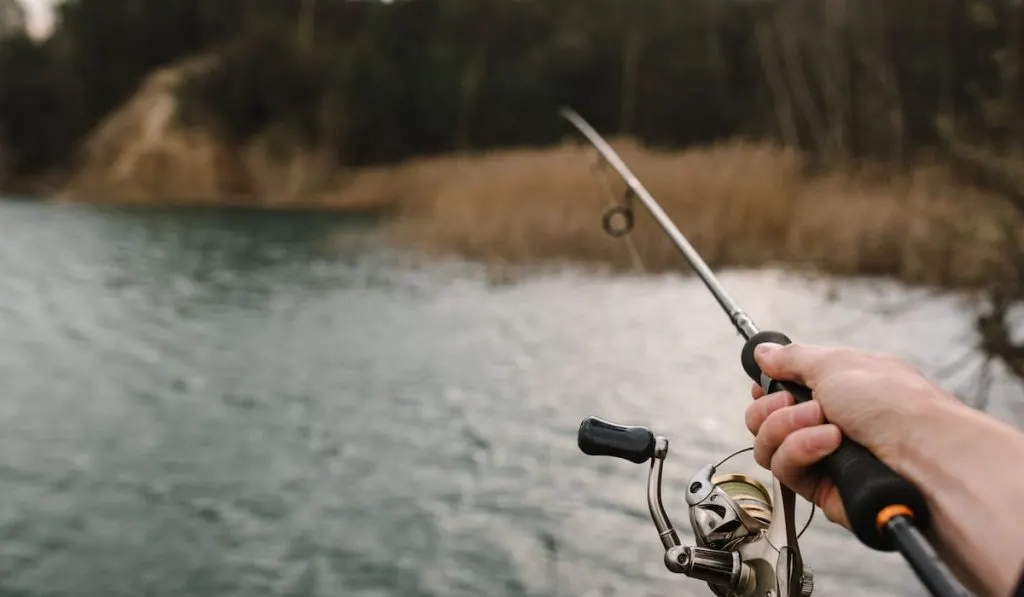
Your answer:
876,504 -> 914,533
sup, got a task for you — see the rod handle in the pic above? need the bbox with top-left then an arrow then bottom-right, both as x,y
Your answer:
577,416 -> 655,464
740,331 -> 931,552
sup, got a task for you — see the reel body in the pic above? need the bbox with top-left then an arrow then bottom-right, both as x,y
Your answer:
578,417 -> 813,597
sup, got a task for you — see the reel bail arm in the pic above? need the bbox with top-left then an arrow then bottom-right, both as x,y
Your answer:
578,417 -> 813,597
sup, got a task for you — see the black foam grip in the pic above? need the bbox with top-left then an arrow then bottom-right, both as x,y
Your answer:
577,417 -> 655,464
741,332 -> 932,552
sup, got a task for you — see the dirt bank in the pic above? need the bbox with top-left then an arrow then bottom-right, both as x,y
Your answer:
57,57 -> 377,211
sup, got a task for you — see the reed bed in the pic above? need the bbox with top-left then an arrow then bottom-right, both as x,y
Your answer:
322,138 -> 1015,289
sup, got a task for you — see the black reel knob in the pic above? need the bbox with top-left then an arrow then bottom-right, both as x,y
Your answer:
577,416 -> 656,464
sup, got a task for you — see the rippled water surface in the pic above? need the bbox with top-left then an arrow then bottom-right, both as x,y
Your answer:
1,199 -> 1021,597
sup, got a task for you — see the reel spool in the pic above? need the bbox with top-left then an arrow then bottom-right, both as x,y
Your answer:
691,471 -> 773,553
714,474 -> 773,527
578,416 -> 813,597
708,475 -> 770,536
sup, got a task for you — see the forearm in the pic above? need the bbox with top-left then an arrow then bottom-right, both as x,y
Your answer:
898,398 -> 1024,597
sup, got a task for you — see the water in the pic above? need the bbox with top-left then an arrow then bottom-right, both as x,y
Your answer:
0,199 -> 1020,597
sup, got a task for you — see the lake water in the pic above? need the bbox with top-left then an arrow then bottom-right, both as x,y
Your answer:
0,199 -> 1020,597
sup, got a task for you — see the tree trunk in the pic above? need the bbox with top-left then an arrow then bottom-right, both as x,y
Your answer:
619,0 -> 644,135
775,2 -> 829,158
817,0 -> 851,161
298,0 -> 316,50
756,22 -> 801,149
455,48 -> 488,151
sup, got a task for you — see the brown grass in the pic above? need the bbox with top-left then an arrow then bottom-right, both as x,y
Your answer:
320,138 -> 1018,289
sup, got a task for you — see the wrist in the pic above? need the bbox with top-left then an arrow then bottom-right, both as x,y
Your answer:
897,396 -> 1024,597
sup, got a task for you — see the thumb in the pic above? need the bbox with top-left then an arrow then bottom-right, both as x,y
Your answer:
754,342 -> 821,386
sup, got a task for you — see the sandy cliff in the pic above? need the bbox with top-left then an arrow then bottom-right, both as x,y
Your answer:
58,56 -> 355,209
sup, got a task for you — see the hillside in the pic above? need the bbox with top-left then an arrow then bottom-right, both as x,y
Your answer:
58,57 -> 351,209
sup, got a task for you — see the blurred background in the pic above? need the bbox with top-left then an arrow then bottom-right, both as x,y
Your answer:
1,1 -> 1023,596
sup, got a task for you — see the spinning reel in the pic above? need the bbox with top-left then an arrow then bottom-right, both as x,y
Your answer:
578,417 -> 814,597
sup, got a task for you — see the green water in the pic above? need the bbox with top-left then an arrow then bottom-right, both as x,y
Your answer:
0,200 -> 1017,597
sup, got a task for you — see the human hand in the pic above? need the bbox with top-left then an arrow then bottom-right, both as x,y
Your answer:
743,342 -> 961,528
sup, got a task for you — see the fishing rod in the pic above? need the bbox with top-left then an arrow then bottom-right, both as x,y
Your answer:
560,107 -> 970,597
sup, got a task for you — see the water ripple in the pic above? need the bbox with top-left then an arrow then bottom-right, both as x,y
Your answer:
0,199 -> 1010,597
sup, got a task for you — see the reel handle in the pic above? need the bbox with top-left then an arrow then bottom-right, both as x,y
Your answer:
740,331 -> 931,552
577,417 -> 656,464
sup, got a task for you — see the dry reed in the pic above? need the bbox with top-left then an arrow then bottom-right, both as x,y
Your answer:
322,139 -> 1017,289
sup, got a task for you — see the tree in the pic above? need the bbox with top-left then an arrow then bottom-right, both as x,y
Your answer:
0,0 -> 25,40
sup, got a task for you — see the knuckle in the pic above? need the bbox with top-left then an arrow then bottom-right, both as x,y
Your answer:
744,404 -> 761,435
754,398 -> 809,468
747,392 -> 784,435
768,440 -> 797,480
798,428 -> 822,456
760,408 -> 787,445
768,451 -> 789,480
753,437 -> 771,469
790,344 -> 846,379
768,389 -> 795,409
875,351 -> 909,367
823,346 -> 859,364
771,432 -> 818,484
792,399 -> 823,425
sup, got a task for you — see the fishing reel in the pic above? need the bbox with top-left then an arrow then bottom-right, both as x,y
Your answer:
578,416 -> 814,597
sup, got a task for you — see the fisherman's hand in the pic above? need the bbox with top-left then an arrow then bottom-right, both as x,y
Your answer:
742,342 -> 958,529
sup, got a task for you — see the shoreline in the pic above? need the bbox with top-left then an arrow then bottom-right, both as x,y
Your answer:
4,138 -> 1019,294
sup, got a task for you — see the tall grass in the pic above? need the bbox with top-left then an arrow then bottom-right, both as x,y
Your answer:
323,138 -> 1015,289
